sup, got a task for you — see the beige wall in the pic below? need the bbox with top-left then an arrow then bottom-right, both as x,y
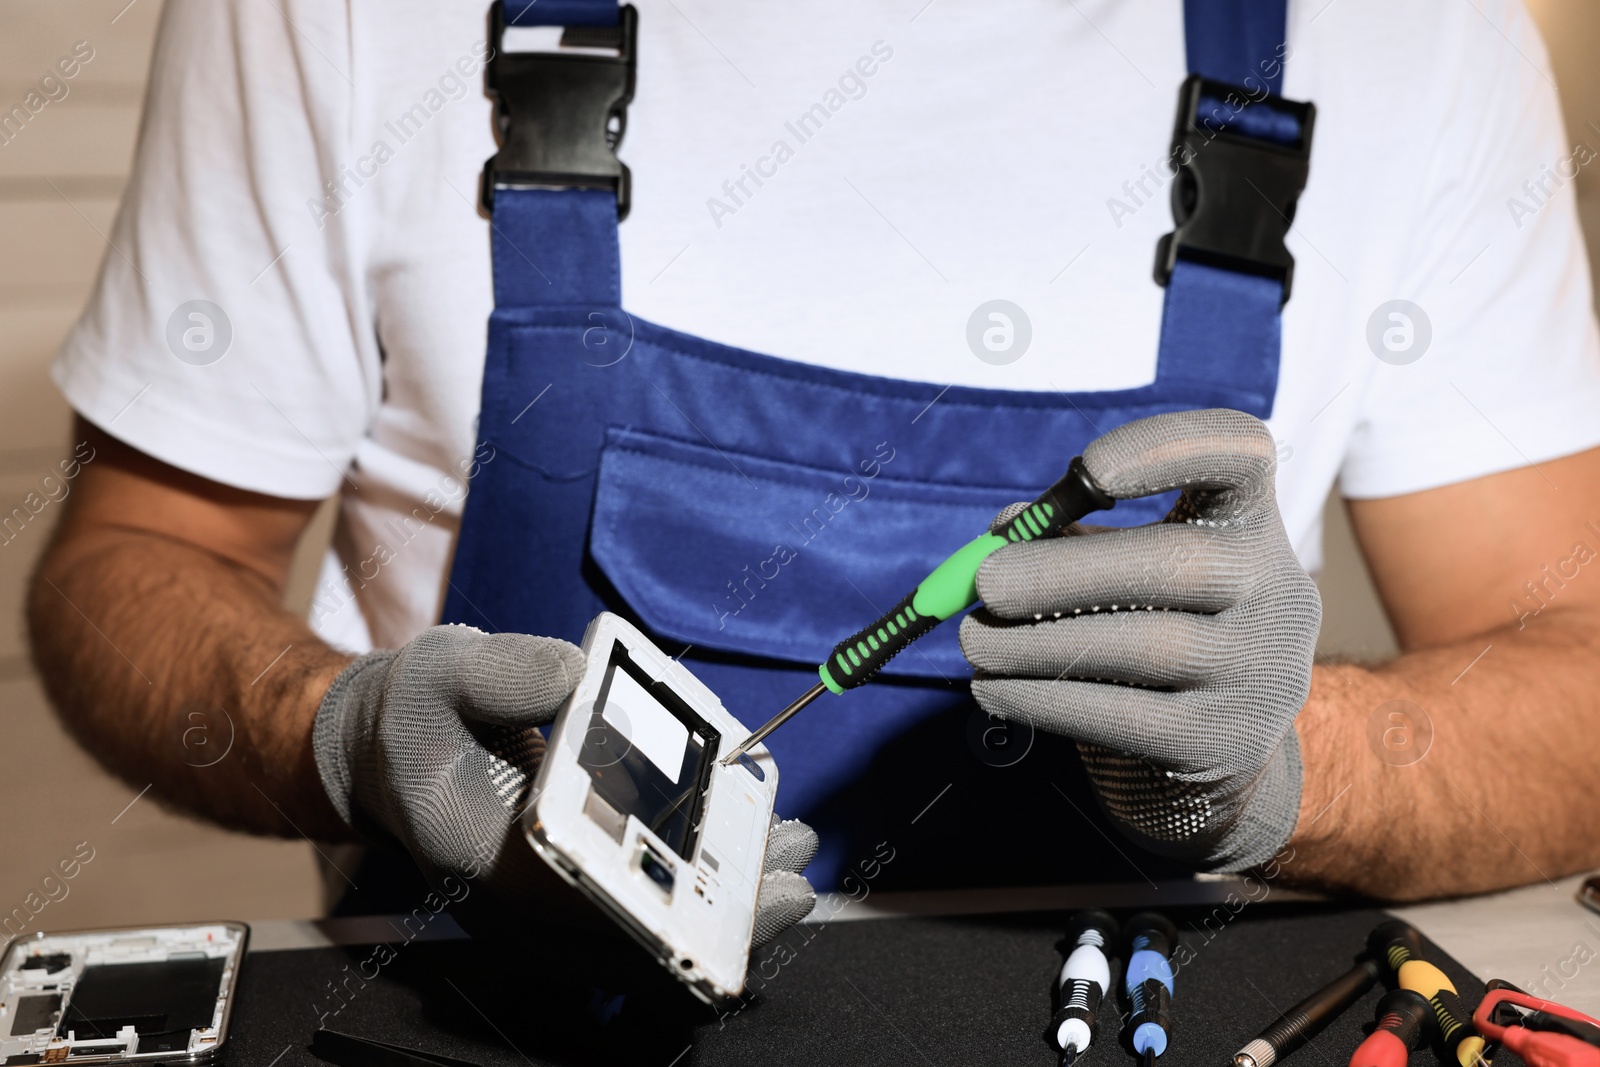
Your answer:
0,2 -> 1593,927
1527,0 -> 1600,262
0,1 -> 324,932
1315,0 -> 1600,665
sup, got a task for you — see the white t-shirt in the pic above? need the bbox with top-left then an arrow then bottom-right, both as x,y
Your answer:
55,0 -> 1600,653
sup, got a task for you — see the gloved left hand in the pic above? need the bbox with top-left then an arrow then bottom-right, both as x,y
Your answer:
314,623 -> 817,944
959,409 -> 1321,872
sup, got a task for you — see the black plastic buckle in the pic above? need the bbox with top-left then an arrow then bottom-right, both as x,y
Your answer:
480,2 -> 637,218
1153,75 -> 1315,304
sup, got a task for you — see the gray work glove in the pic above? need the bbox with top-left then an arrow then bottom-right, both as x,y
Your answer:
755,817 -> 821,945
960,410 -> 1321,871
314,624 -> 816,944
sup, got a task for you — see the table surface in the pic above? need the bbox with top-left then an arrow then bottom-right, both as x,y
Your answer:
251,872 -> 1600,1004
230,872 -> 1600,1067
1393,872 -> 1600,1014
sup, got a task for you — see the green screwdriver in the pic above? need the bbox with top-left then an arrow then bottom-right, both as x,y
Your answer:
720,455 -> 1116,765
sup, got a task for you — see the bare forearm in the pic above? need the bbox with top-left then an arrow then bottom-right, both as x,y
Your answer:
1286,606 -> 1600,899
28,527 -> 353,838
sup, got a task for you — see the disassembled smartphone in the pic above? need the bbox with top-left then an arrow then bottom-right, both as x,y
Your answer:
524,612 -> 778,1004
1578,874 -> 1600,917
0,922 -> 247,1064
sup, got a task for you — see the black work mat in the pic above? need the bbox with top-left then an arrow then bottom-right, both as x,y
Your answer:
224,904 -> 1502,1067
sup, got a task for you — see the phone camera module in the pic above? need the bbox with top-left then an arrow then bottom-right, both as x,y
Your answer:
638,843 -> 676,894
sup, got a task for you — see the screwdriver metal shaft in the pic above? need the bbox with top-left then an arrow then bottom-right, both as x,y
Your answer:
720,681 -> 827,765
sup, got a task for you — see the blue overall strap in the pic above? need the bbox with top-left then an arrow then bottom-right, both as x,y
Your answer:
1183,0 -> 1286,95
486,0 -> 626,309
492,189 -> 622,308
1156,0 -> 1308,418
502,0 -> 617,27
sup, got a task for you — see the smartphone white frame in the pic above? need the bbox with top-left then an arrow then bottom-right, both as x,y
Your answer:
0,922 -> 248,1064
524,613 -> 778,1003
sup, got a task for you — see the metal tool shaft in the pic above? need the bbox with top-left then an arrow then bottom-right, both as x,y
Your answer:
720,681 -> 827,764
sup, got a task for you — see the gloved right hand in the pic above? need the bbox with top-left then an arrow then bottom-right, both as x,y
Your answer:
959,410 -> 1321,872
313,623 -> 817,944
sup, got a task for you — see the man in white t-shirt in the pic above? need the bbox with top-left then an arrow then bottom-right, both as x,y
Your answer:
26,0 -> 1600,912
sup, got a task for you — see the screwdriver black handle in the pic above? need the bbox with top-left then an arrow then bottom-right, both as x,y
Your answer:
816,456 -> 1114,693
1367,920 -> 1426,971
1049,910 -> 1120,1063
1368,921 -> 1484,1067
1350,989 -> 1433,1067
820,587 -> 940,692
1234,959 -> 1381,1067
1123,912 -> 1178,1063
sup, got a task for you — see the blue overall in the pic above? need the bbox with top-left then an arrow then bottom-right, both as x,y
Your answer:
442,0 -> 1307,890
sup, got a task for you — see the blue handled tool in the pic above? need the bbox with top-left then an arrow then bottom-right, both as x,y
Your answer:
1124,912 -> 1179,1067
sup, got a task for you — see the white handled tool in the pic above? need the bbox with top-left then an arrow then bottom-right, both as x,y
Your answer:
1051,910 -> 1119,1067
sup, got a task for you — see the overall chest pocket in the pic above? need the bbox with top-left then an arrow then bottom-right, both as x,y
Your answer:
588,428 -> 1039,681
